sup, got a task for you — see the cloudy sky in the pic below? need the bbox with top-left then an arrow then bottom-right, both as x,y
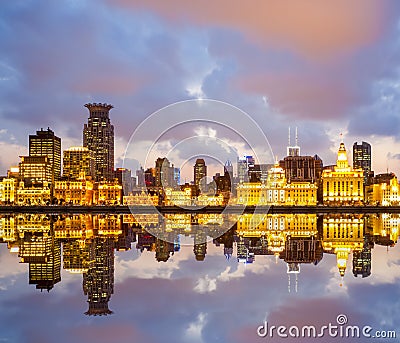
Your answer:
1,0 -> 400,179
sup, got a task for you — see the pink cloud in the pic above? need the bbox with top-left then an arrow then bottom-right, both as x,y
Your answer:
109,0 -> 393,60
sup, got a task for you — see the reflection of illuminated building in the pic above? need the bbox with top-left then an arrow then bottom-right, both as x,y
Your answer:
237,236 -> 255,263
29,238 -> 61,291
0,216 -> 17,243
322,215 -> 364,277
155,236 -> 174,262
165,214 -> 191,232
197,214 -> 223,226
194,229 -> 207,261
83,238 -> 114,316
352,236 -> 372,278
63,240 -> 90,273
136,232 -> 156,252
95,215 -> 122,236
322,142 -> 364,204
54,215 -> 93,239
368,213 -> 399,247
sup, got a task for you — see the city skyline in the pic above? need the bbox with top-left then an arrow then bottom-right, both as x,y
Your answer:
1,1 -> 400,180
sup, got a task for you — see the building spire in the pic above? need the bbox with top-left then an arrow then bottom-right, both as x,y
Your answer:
288,127 -> 291,146
295,127 -> 298,146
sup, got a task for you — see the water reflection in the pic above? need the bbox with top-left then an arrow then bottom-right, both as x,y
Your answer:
0,213 -> 398,316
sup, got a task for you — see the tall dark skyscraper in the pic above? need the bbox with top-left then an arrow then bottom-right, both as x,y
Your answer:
83,103 -> 115,181
29,128 -> 61,183
353,141 -> 371,183
194,158 -> 207,190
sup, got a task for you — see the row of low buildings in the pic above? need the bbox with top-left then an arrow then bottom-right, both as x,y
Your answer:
1,137 -> 399,206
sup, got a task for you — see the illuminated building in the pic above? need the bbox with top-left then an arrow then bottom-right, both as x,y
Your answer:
196,193 -> 224,206
0,178 -> 17,204
236,163 -> 316,205
353,141 -> 371,184
83,103 -> 114,181
94,181 -> 122,205
265,162 -> 287,204
237,183 -> 268,205
53,179 -> 94,205
63,240 -> 90,273
366,175 -> 399,206
63,146 -> 95,180
285,182 -> 317,205
7,166 -> 20,179
322,142 -> 364,204
83,237 -> 115,316
164,187 -> 192,206
194,158 -> 207,191
322,215 -> 364,277
123,190 -> 159,206
29,128 -> 61,182
155,235 -> 174,262
19,156 -> 52,186
16,181 -> 51,205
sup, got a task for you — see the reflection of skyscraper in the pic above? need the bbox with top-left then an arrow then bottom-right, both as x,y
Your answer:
83,238 -> 114,316
194,229 -> 207,261
352,236 -> 372,278
353,141 -> 371,184
63,240 -> 90,273
29,128 -> 62,183
83,103 -> 114,181
29,238 -> 61,291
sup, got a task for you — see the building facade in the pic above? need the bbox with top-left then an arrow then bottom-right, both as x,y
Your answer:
83,103 -> 114,181
322,142 -> 364,204
29,128 -> 61,183
63,146 -> 95,180
353,141 -> 371,184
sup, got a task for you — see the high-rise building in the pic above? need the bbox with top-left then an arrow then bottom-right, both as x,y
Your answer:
194,158 -> 207,190
19,156 -> 52,186
353,141 -> 372,184
115,167 -> 133,195
29,128 -> 61,182
154,157 -> 176,189
83,103 -> 114,181
63,146 -> 95,180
